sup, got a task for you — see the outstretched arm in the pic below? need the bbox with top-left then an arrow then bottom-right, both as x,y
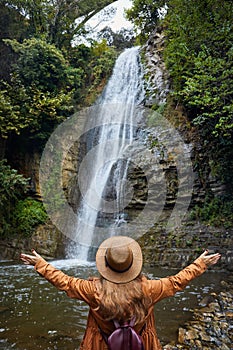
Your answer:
149,250 -> 221,303
20,250 -> 97,305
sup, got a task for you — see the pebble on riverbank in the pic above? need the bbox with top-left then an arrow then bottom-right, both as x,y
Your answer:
163,280 -> 233,350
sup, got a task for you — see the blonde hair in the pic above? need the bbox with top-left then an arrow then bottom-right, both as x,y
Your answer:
96,275 -> 150,325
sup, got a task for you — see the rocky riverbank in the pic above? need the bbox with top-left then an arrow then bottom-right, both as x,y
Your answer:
163,278 -> 233,350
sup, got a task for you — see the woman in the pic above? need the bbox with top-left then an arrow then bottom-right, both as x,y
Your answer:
20,236 -> 221,350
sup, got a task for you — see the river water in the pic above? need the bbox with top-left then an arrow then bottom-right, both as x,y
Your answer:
0,259 -> 227,349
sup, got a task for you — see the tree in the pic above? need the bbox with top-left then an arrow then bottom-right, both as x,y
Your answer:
97,27 -> 136,49
164,0 -> 233,138
163,0 -> 233,189
0,36 -> 118,139
2,0 -> 118,49
126,0 -> 166,42
5,38 -> 82,93
84,40 -> 117,103
0,2 -> 28,81
0,38 -> 79,139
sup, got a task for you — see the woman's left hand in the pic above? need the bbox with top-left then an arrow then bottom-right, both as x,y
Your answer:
199,250 -> 221,267
20,250 -> 42,266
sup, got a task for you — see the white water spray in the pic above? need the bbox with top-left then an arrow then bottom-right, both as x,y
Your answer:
67,47 -> 145,260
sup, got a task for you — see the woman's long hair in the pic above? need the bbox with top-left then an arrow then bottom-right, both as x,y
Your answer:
96,275 -> 151,325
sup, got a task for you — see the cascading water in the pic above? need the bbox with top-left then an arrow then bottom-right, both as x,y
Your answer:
67,47 -> 145,261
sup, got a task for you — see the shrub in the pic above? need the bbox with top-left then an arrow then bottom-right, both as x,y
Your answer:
13,198 -> 48,236
189,196 -> 233,228
0,160 -> 28,237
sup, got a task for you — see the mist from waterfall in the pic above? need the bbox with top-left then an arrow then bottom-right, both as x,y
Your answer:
67,47 -> 145,261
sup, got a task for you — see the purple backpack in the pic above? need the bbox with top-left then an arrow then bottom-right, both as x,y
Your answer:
102,318 -> 144,350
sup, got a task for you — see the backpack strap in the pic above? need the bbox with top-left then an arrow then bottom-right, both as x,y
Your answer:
99,328 -> 108,344
128,316 -> 136,328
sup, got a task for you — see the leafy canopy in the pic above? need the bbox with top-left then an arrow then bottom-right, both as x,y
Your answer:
126,0 -> 166,41
2,0 -> 118,49
164,0 -> 233,138
0,38 -> 77,139
0,36 -> 117,139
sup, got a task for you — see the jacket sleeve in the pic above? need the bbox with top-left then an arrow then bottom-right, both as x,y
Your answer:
148,257 -> 207,303
34,258 -> 97,306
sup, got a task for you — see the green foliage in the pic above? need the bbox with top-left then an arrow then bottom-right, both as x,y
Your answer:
2,0 -> 118,49
0,38 -> 78,139
12,199 -> 48,236
66,44 -> 92,70
0,160 -> 28,237
190,196 -> 233,228
0,38 -> 117,139
63,41 -> 117,105
209,144 -> 233,188
91,39 -> 113,57
0,160 -> 28,203
0,160 -> 47,237
162,0 -> 233,190
164,0 -> 233,138
0,3 -> 29,82
6,38 -> 67,92
0,87 -> 22,137
0,83 -> 73,140
126,0 -> 166,42
0,78 -> 73,140
85,40 -> 118,102
180,49 -> 233,137
5,38 -> 84,94
97,27 -> 136,49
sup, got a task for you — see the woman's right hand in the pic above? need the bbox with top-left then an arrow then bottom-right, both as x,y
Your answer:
199,250 -> 221,267
20,249 -> 42,266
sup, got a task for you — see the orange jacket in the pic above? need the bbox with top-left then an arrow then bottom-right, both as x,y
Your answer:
35,257 -> 207,349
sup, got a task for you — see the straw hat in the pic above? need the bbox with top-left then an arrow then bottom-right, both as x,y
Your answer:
96,236 -> 143,284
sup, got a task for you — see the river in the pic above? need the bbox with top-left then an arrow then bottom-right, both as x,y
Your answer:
0,259 -> 227,349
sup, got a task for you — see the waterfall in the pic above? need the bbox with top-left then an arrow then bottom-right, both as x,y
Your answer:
67,47 -> 145,261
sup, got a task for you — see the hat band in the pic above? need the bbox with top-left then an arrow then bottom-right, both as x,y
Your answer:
105,254 -> 133,273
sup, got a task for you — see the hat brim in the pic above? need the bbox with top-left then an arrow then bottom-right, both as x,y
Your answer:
96,236 -> 143,284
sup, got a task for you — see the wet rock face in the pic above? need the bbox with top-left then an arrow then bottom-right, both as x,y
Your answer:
131,27 -> 232,271
30,223 -> 65,258
164,280 -> 233,349
142,29 -> 170,106
0,222 -> 65,260
139,222 -> 233,271
139,27 -> 226,208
